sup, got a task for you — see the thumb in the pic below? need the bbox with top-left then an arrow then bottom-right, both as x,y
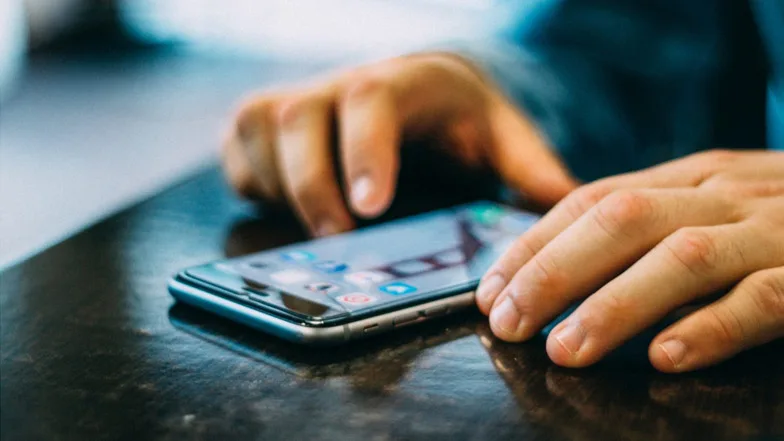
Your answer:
489,102 -> 578,206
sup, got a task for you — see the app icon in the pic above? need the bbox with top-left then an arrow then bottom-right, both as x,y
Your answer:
344,271 -> 390,287
313,260 -> 349,273
280,251 -> 315,262
379,282 -> 417,296
468,203 -> 505,226
305,282 -> 339,294
270,269 -> 311,284
336,293 -> 377,305
391,260 -> 435,275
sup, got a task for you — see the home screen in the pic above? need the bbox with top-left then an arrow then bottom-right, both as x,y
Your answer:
221,202 -> 540,314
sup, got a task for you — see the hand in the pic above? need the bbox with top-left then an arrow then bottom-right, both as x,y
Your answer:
222,53 -> 577,236
476,150 -> 784,372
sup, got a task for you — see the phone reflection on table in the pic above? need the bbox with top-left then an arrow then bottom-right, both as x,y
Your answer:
169,301 -> 782,440
168,303 -> 479,391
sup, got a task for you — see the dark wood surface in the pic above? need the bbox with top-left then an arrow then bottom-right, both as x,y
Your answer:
2,167 -> 783,441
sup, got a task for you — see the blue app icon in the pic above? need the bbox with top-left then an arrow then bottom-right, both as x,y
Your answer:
280,251 -> 316,262
313,260 -> 349,273
379,282 -> 417,296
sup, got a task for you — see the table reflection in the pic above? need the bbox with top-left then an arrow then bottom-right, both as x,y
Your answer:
169,300 -> 783,441
478,325 -> 784,441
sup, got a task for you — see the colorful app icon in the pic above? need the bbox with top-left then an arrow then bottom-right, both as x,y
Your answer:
468,203 -> 505,226
305,282 -> 339,294
391,260 -> 435,275
344,270 -> 390,287
270,269 -> 311,284
335,293 -> 377,305
313,260 -> 349,273
379,282 -> 417,296
280,251 -> 315,262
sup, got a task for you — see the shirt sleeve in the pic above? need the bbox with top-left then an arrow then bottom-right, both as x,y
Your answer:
450,1 -> 724,181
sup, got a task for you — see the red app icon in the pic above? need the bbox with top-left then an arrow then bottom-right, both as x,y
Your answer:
336,293 -> 376,305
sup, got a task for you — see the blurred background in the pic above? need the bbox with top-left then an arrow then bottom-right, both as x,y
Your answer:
0,0 -> 506,269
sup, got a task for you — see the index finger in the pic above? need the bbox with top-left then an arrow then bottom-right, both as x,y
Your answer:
276,92 -> 355,236
476,155 -> 729,314
338,78 -> 400,218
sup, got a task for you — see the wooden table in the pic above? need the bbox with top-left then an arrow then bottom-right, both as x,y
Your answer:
2,167 -> 782,441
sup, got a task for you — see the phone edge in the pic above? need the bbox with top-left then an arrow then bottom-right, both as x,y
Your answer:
168,276 -> 476,346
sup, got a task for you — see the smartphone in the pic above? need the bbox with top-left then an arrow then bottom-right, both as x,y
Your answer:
168,201 -> 540,345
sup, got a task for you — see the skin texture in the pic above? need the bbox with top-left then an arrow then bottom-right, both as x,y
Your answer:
222,53 -> 577,236
223,54 -> 784,372
477,150 -> 784,372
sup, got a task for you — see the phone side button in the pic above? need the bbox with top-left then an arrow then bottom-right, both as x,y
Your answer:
423,306 -> 449,317
363,324 -> 380,334
393,313 -> 420,327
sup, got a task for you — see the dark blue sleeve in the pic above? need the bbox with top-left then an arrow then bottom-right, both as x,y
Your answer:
454,1 -> 724,181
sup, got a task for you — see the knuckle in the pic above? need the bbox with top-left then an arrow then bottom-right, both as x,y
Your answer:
729,181 -> 784,200
275,95 -> 313,127
505,286 -> 535,317
750,203 -> 784,233
235,100 -> 273,140
565,183 -> 612,218
603,291 -> 630,316
704,304 -> 747,347
593,190 -> 656,238
489,235 -> 543,282
746,270 -> 784,321
697,174 -> 730,192
511,235 -> 543,262
664,228 -> 721,276
693,149 -> 739,171
415,54 -> 483,86
583,292 -> 631,332
527,254 -> 566,293
341,74 -> 390,103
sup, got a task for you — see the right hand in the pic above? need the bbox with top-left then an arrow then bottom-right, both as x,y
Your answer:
223,53 -> 577,236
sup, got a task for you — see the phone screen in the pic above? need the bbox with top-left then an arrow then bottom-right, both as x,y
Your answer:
184,202 -> 540,321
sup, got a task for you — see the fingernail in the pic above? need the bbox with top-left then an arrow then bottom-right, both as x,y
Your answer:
490,297 -> 522,336
553,322 -> 586,355
658,339 -> 687,368
351,175 -> 373,209
477,274 -> 505,307
315,219 -> 340,237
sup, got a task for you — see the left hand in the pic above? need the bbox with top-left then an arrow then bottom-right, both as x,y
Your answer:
477,149 -> 784,372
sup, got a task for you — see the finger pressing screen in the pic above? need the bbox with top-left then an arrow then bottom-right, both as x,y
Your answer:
276,92 -> 354,236
338,78 -> 400,218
